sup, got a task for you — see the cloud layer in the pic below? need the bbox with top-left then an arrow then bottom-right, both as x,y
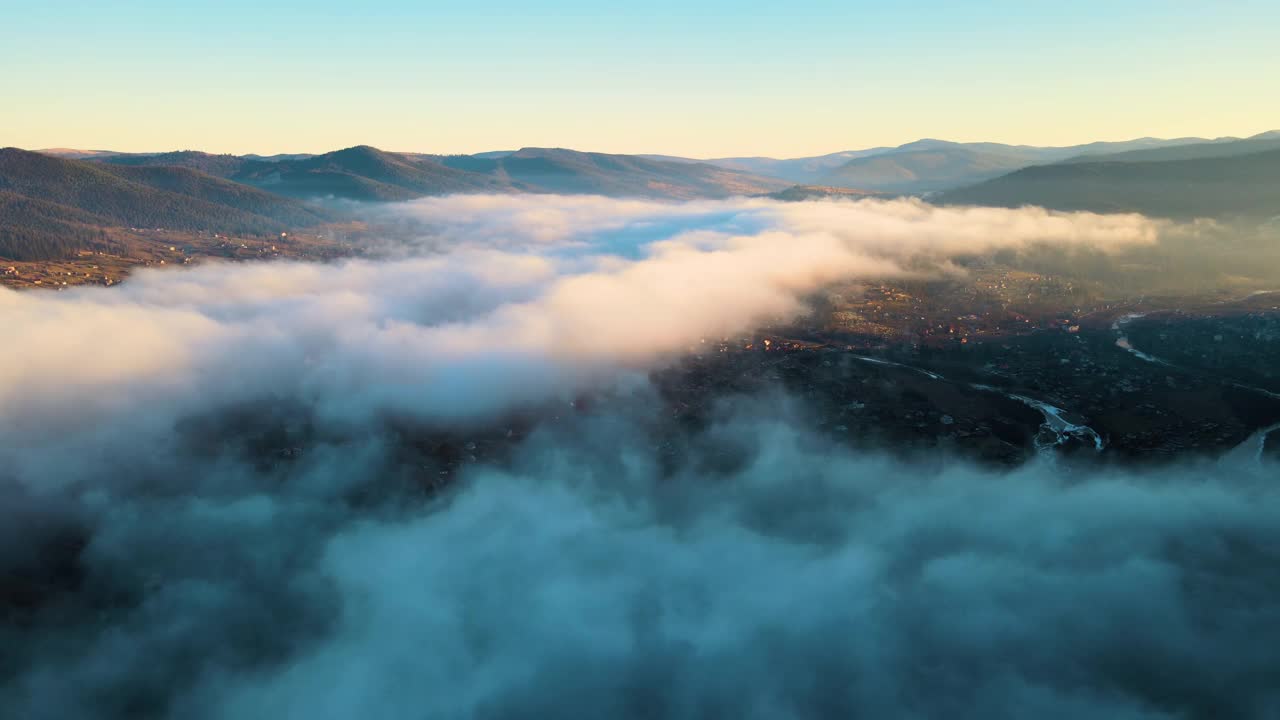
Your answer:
6,196 -> 1271,719
6,405 -> 1279,720
0,196 -> 1160,438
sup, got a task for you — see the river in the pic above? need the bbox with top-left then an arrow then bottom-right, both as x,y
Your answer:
849,356 -> 1105,458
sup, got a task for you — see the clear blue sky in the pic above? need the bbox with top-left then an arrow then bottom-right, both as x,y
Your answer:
2,0 -> 1277,157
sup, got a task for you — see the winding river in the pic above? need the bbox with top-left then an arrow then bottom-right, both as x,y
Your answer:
849,310 -> 1280,464
971,385 -> 1105,453
1112,313 -> 1170,365
1114,312 -> 1280,399
849,356 -> 1105,457
1112,313 -> 1280,462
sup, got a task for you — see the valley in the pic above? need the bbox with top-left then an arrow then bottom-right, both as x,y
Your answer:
60,265 -> 1273,479
1,226 -> 358,290
11,4 -> 1280,717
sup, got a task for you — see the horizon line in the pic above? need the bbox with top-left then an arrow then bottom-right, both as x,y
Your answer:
22,126 -> 1280,162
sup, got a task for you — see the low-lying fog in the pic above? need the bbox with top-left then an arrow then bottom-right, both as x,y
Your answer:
3,196 -> 1278,719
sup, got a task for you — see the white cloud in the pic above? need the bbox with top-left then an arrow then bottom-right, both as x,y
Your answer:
2,196 -> 1274,720
0,196 -> 1161,443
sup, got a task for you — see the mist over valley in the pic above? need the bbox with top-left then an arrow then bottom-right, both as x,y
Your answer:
6,3 -> 1280,711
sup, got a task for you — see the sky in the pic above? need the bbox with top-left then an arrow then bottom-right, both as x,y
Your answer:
2,0 -> 1278,158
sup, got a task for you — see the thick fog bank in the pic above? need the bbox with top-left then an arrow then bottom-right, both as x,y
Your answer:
4,406 -> 1279,720
3,196 -> 1278,719
1,196 -> 1162,443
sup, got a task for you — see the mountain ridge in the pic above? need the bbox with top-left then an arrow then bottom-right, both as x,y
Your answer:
71,145 -> 790,201
38,130 -> 1280,198
649,133 -> 1279,192
936,148 -> 1280,219
0,148 -> 331,261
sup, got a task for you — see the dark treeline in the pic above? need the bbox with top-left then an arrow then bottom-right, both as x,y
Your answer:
0,226 -> 105,262
0,190 -> 114,261
0,148 -> 334,261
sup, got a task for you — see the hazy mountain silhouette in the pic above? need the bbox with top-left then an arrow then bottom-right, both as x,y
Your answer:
437,147 -> 788,199
813,144 -> 1036,194
937,148 -> 1280,219
35,148 -> 125,160
666,135 -> 1266,192
16,131 -> 1280,236
99,150 -> 251,178
1054,132 -> 1280,164
672,149 -> 897,184
40,132 -> 1278,201
81,145 -> 785,201
810,137 -> 1266,193
230,145 -> 514,201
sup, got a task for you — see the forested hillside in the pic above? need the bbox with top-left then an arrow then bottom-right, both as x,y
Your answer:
0,148 -> 330,261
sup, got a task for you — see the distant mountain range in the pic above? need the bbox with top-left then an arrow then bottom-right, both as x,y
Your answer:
813,143 -> 1037,195
2,145 -> 786,261
1054,134 -> 1280,165
10,130 -> 1280,263
431,148 -> 788,199
709,131 -> 1280,217
57,145 -> 788,202
231,146 -> 513,201
39,131 -> 1277,200
655,133 -> 1273,194
937,145 -> 1280,220
642,148 -> 895,184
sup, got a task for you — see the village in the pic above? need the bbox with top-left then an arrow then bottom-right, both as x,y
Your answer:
0,225 -> 360,291
250,292 -> 1280,489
